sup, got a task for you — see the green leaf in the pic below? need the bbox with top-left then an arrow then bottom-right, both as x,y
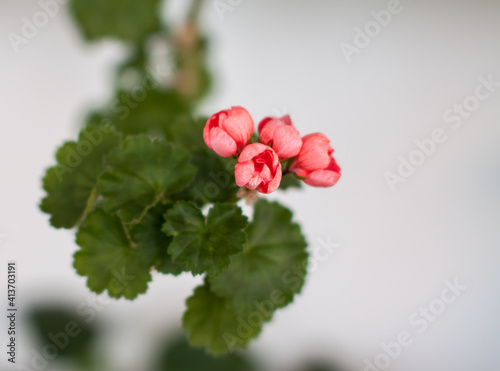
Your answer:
279,173 -> 303,190
85,90 -> 208,149
210,200 -> 308,313
172,149 -> 239,206
163,202 -> 248,276
163,116 -> 207,151
29,307 -> 96,367
70,0 -> 162,43
99,134 -> 196,223
116,46 -> 148,83
183,282 -> 263,355
110,89 -> 191,136
74,209 -> 153,299
105,90 -> 192,136
130,202 -> 186,275
156,334 -> 257,371
40,126 -> 122,228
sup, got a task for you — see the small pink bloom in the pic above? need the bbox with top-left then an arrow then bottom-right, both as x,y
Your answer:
235,143 -> 282,194
290,133 -> 341,187
203,106 -> 254,157
258,115 -> 302,159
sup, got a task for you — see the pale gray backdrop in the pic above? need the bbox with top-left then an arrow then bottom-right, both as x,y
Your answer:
1,1 -> 499,370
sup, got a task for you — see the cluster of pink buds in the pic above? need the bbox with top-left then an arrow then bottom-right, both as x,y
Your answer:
203,106 -> 341,194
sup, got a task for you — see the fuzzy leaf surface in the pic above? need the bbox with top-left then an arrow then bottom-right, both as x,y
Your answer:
183,282 -> 262,355
210,200 -> 308,313
40,126 -> 122,228
130,203 -> 186,275
74,209 -> 152,299
163,202 -> 248,276
99,135 -> 196,223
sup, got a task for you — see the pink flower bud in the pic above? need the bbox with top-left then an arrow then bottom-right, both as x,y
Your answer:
235,143 -> 282,194
290,133 -> 341,187
203,106 -> 254,157
258,115 -> 302,159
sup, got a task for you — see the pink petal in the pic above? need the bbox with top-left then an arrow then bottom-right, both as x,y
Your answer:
259,164 -> 272,182
259,148 -> 277,170
304,169 -> 341,187
258,119 -> 281,145
203,115 -> 218,150
234,161 -> 255,187
259,163 -> 282,193
326,157 -> 341,173
258,116 -> 274,133
263,146 -> 280,169
272,125 -> 302,159
301,133 -> 333,154
204,111 -> 228,150
238,143 -> 268,162
210,127 -> 237,157
220,106 -> 254,149
203,123 -> 212,150
291,133 -> 332,171
246,175 -> 261,190
292,167 -> 310,179
280,115 -> 293,126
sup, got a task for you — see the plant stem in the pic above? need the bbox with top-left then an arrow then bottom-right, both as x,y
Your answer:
187,0 -> 204,24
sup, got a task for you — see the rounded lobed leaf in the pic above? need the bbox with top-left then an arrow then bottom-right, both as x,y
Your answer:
130,203 -> 186,276
40,126 -> 122,229
163,202 -> 248,276
183,281 -> 263,355
99,135 -> 196,223
210,199 -> 308,313
74,209 -> 153,299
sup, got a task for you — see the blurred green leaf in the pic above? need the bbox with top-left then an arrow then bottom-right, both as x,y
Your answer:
210,200 -> 308,313
298,362 -> 346,371
40,126 -> 122,229
29,307 -> 96,367
183,281 -> 262,355
87,89 -> 209,149
163,202 -> 248,276
163,115 -> 207,150
74,209 -> 153,299
116,46 -> 149,80
70,0 -> 162,43
279,173 -> 303,190
99,135 -> 196,223
103,90 -> 192,136
156,334 -> 257,371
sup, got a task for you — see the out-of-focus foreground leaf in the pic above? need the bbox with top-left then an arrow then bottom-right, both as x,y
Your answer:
155,334 -> 257,371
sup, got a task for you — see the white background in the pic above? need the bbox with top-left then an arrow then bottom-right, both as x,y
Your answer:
1,0 -> 499,370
